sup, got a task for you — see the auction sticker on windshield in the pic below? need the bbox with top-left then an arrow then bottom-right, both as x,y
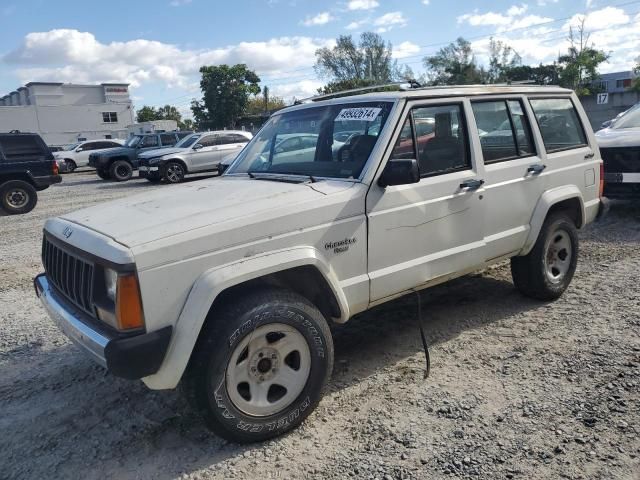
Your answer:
335,107 -> 381,122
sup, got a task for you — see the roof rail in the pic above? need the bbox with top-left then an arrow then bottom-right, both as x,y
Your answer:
294,80 -> 424,105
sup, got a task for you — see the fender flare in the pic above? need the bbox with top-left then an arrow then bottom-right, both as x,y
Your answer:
142,246 -> 349,389
519,185 -> 585,256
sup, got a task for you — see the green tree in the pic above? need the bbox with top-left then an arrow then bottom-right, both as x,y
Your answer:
191,64 -> 261,129
487,37 -> 522,84
315,32 -> 395,84
156,105 -> 182,123
181,118 -> 195,131
557,18 -> 609,95
136,105 -> 159,123
245,88 -> 286,115
423,37 -> 484,85
631,57 -> 640,92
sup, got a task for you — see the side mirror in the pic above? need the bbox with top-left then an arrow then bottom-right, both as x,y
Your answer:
378,158 -> 420,187
75,147 -> 83,152
193,143 -> 204,150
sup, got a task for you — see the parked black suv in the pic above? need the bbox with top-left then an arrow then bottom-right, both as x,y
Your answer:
88,131 -> 192,181
0,132 -> 61,214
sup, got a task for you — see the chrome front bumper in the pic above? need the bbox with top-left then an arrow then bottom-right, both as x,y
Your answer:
34,274 -> 108,367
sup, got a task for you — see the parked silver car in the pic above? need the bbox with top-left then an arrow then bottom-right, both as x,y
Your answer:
138,130 -> 252,183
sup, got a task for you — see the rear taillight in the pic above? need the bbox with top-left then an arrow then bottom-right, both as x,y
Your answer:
52,161 -> 59,176
599,162 -> 604,198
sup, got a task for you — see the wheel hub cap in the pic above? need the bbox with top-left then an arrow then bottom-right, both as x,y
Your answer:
544,229 -> 572,284
7,190 -> 27,207
225,323 -> 311,417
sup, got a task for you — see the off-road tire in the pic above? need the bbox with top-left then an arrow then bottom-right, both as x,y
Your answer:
163,161 -> 185,184
64,159 -> 77,173
0,180 -> 38,215
109,160 -> 133,182
511,212 -> 578,300
183,288 -> 334,443
96,168 -> 110,180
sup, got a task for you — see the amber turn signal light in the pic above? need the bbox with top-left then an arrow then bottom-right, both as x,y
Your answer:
115,273 -> 145,330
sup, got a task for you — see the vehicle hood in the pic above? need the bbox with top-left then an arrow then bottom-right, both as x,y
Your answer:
91,146 -> 132,157
60,176 -> 359,250
595,127 -> 640,148
139,147 -> 185,159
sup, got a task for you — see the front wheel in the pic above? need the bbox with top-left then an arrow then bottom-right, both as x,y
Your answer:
0,180 -> 38,214
511,212 -> 578,300
109,160 -> 133,182
163,161 -> 185,184
183,288 -> 334,443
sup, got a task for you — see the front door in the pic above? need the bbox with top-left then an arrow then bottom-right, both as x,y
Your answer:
189,134 -> 219,171
366,99 -> 486,303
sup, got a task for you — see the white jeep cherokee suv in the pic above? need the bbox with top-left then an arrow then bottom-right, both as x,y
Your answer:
35,85 -> 607,443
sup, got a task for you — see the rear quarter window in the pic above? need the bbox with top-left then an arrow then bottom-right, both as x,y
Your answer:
0,135 -> 48,161
529,98 -> 587,153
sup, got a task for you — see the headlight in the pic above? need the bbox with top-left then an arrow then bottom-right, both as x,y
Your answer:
98,268 -> 145,331
104,268 -> 118,302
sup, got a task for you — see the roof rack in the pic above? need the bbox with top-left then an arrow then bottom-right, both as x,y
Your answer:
294,80 -> 424,105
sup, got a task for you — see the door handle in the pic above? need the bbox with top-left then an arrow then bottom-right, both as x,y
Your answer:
527,164 -> 546,175
459,179 -> 484,190
584,152 -> 595,159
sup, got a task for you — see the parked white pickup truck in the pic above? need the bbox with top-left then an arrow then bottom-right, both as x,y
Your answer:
35,85 -> 607,443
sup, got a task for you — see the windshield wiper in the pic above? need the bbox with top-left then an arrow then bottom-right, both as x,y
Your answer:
246,171 -> 319,183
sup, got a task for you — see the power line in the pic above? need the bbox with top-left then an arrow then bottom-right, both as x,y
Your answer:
141,0 -> 640,107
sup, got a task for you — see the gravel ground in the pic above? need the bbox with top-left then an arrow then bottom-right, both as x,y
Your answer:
0,171 -> 638,480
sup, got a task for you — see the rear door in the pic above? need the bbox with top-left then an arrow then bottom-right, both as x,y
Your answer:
215,133 -> 251,162
469,96 -> 545,261
366,99 -> 487,302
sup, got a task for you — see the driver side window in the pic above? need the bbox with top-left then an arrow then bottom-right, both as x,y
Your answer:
198,135 -> 217,148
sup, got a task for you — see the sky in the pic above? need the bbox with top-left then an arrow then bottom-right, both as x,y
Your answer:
0,0 -> 639,118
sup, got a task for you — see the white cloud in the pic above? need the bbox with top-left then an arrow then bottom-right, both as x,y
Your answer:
373,11 -> 408,32
457,5 -> 552,33
169,0 -> 192,6
422,0 -> 430,5
346,18 -> 369,30
393,41 -> 420,59
536,0 -> 559,5
3,29 -> 333,92
270,79 -> 324,101
301,11 -> 335,26
468,6 -> 639,74
347,0 -> 378,10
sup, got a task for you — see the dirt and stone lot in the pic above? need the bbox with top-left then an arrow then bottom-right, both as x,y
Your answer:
0,171 -> 638,480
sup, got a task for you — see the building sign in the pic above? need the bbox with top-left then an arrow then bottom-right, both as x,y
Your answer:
597,93 -> 609,105
105,87 -> 128,94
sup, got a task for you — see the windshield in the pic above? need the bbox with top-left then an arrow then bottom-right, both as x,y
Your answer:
175,133 -> 200,148
612,104 -> 640,129
124,135 -> 142,147
63,142 -> 80,151
228,101 -> 393,179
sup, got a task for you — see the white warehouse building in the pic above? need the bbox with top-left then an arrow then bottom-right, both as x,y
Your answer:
0,82 -> 136,145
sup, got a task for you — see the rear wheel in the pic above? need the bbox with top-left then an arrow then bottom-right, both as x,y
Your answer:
183,288 -> 333,443
109,160 -> 133,182
96,168 -> 110,180
164,161 -> 185,184
511,212 -> 578,300
64,159 -> 77,173
0,180 -> 38,214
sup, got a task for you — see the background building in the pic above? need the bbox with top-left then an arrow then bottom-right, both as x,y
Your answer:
582,70 -> 640,130
0,82 -> 135,145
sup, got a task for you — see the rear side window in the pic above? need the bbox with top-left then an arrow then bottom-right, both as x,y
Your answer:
391,104 -> 470,177
141,135 -> 160,148
472,99 -> 535,163
529,98 -> 587,152
198,135 -> 217,147
0,135 -> 47,160
160,134 -> 176,146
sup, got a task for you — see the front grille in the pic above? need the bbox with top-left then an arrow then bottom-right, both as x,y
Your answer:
42,235 -> 95,316
601,147 -> 640,174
